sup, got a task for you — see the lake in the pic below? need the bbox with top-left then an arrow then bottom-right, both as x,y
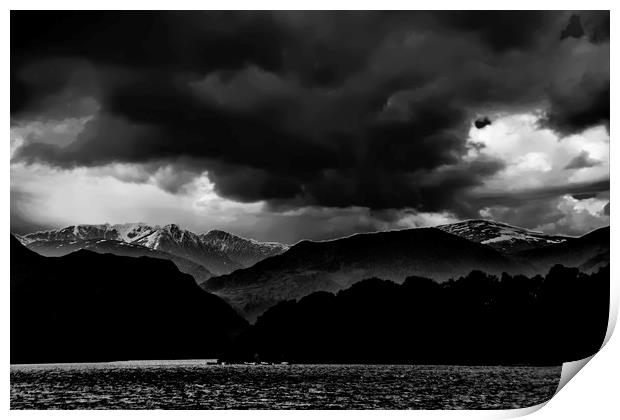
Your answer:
10,362 -> 561,409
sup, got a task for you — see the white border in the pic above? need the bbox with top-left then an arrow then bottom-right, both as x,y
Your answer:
3,2 -> 617,419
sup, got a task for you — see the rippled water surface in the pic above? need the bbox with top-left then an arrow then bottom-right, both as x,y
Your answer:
11,362 -> 561,409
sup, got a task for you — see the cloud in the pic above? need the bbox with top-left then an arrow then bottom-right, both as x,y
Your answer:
474,178 -> 610,209
10,11 -> 609,238
474,117 -> 492,129
560,14 -> 585,40
537,194 -> 609,236
9,162 -> 458,242
564,151 -> 601,170
479,193 -> 609,237
544,76 -> 609,135
466,113 -> 609,190
462,111 -> 609,232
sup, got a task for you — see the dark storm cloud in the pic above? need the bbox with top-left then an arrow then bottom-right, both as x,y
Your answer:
544,12 -> 610,135
560,14 -> 584,40
474,117 -> 492,129
580,11 -> 611,44
436,10 -> 557,52
474,178 -> 610,209
571,192 -> 598,200
564,151 -> 601,170
544,77 -> 609,135
11,11 -> 610,218
557,11 -> 610,44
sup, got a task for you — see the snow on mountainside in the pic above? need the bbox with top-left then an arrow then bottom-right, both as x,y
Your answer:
113,223 -> 155,242
128,224 -> 240,275
21,224 -> 119,243
19,223 -> 289,277
436,219 -> 570,253
200,230 -> 289,268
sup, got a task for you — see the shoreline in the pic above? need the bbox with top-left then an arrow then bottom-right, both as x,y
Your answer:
10,361 -> 562,368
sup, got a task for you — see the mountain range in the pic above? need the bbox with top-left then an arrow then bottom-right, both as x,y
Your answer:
14,219 -> 609,322
205,227 -> 521,321
515,226 -> 610,274
17,223 -> 289,283
203,221 -> 609,321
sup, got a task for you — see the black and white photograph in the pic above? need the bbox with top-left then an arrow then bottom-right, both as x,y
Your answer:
9,8 -> 610,410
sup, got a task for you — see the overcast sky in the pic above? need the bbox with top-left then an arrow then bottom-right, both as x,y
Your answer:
10,11 -> 609,243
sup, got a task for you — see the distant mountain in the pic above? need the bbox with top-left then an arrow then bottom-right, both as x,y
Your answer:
516,226 -> 609,274
124,223 -> 241,275
205,222 -> 610,322
437,219 -> 570,253
17,237 -> 213,284
19,223 -> 289,279
20,223 -> 120,242
204,228 -> 523,322
10,235 -> 248,364
199,230 -> 288,269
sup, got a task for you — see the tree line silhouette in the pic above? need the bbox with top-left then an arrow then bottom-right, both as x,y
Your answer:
240,265 -> 609,365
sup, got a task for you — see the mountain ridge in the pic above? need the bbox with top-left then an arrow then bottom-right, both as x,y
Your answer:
18,222 -> 289,278
204,221 -> 609,322
436,219 -> 572,253
204,226 -> 529,322
15,219 -> 609,324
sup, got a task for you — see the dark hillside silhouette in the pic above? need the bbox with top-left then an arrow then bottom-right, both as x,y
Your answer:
11,236 -> 247,364
248,265 -> 609,365
205,225 -> 609,323
22,237 -> 213,283
517,226 -> 609,273
205,227 -> 524,321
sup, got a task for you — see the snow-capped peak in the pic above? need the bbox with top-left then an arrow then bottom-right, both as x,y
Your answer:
201,229 -> 289,252
23,224 -> 119,243
111,222 -> 156,243
19,222 -> 290,273
436,219 -> 569,253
